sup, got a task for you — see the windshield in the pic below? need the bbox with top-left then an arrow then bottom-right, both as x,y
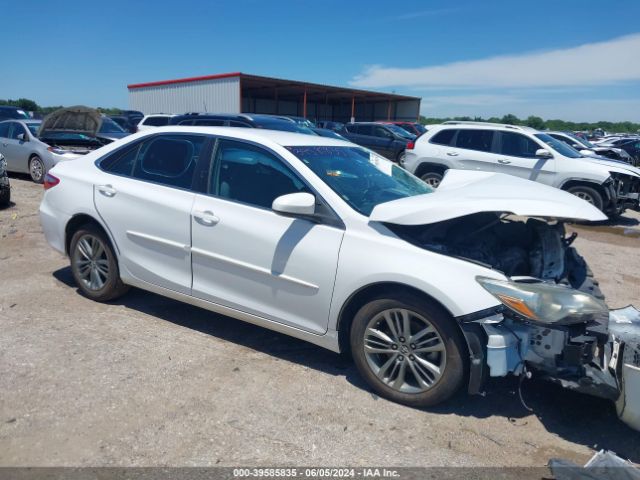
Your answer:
385,124 -> 415,139
534,133 -> 583,159
287,146 -> 433,216
414,123 -> 427,134
565,132 -> 595,149
99,117 -> 126,133
26,123 -> 40,136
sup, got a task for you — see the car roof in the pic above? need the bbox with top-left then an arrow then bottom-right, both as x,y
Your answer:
149,125 -> 351,147
434,122 -> 538,133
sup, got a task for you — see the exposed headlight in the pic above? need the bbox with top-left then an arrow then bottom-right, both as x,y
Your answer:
47,146 -> 67,155
476,277 -> 607,325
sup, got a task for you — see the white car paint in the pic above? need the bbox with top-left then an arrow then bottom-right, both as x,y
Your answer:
136,114 -> 176,132
370,169 -> 606,225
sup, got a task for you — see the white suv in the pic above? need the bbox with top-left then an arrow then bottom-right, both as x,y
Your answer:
403,121 -> 640,216
136,114 -> 176,132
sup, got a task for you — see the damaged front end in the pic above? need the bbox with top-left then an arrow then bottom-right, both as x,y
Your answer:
386,212 -> 639,431
460,304 -> 640,432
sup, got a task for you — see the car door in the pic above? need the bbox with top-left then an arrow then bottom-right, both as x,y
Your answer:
448,128 -> 498,172
2,122 -> 30,173
372,125 -> 397,159
94,133 -> 211,295
494,131 -> 556,185
0,122 -> 10,167
190,138 -> 344,334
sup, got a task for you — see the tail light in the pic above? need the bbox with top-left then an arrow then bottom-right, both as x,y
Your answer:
406,141 -> 415,150
44,173 -> 60,190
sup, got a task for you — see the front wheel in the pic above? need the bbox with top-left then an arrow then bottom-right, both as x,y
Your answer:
350,295 -> 466,407
420,171 -> 443,188
29,155 -> 45,184
69,225 -> 129,302
567,185 -> 604,212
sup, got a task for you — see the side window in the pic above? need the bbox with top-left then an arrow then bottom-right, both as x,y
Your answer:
133,135 -> 206,189
193,119 -> 225,126
211,139 -> 310,209
0,122 -> 9,138
345,124 -> 358,133
229,121 -> 251,128
358,125 -> 373,136
373,126 -> 392,138
499,132 -> 541,158
101,142 -> 142,176
455,129 -> 494,152
430,129 -> 456,146
9,123 -> 27,140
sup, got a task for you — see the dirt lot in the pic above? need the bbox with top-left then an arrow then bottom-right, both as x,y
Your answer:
1,176 -> 639,467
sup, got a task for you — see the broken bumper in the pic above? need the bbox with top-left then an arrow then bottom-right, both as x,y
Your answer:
609,306 -> 640,431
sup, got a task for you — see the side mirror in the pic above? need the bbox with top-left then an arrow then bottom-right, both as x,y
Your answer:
535,148 -> 552,159
17,133 -> 26,142
272,192 -> 316,216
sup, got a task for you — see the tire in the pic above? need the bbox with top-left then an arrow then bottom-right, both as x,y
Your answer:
396,151 -> 405,166
69,224 -> 129,302
567,185 -> 604,212
420,171 -> 443,188
350,294 -> 466,408
564,247 -> 605,302
0,187 -> 9,208
29,155 -> 45,184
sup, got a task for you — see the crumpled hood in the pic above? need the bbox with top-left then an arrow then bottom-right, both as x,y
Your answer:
369,170 -> 607,225
39,106 -> 102,137
581,156 -> 640,177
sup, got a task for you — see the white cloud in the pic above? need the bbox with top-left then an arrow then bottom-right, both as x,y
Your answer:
351,34 -> 640,89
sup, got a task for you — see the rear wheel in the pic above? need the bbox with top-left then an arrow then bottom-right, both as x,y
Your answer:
350,294 -> 466,407
420,171 -> 443,188
29,155 -> 45,184
567,185 -> 604,212
69,225 -> 129,301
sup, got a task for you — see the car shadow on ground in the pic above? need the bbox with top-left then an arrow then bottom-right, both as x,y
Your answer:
53,266 -> 640,462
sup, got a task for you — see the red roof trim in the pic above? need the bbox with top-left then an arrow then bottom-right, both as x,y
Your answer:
127,72 -> 242,89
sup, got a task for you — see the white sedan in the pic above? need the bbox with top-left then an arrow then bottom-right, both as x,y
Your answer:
39,126 -> 639,428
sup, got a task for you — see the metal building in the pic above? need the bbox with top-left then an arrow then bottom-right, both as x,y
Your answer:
127,72 -> 421,123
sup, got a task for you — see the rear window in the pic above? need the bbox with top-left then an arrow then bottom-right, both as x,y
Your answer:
430,129 -> 456,146
143,116 -> 170,127
455,129 -> 494,152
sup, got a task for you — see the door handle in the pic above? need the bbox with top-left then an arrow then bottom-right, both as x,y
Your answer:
193,210 -> 220,226
497,159 -> 511,164
97,184 -> 117,197
446,151 -> 459,156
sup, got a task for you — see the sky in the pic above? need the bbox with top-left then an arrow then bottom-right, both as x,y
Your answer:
3,0 -> 640,122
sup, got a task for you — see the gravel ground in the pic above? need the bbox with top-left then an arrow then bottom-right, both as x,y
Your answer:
0,176 -> 639,467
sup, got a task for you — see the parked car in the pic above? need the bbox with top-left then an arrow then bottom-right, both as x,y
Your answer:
39,126 -> 639,432
0,153 -> 10,207
280,115 -> 316,128
379,121 -> 427,137
340,122 -> 412,162
311,127 -> 347,140
614,138 -> 640,166
403,121 -> 640,216
137,114 -> 176,132
547,131 -> 635,165
108,115 -> 137,133
0,106 -> 30,121
0,107 -> 128,183
170,113 -> 317,135
316,121 -> 344,131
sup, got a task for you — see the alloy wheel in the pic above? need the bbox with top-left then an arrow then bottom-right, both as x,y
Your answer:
363,308 -> 446,393
73,234 -> 110,291
573,191 -> 595,205
30,157 -> 44,183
